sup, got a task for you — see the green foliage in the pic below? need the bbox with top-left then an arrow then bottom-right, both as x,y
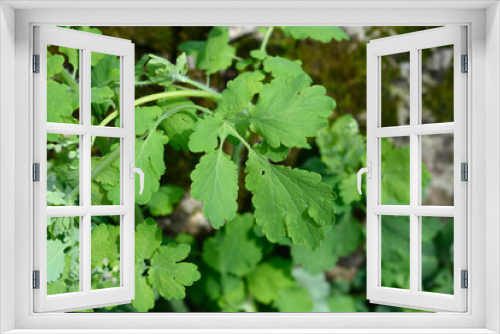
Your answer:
202,213 -> 262,276
180,26 -> 236,75
146,185 -> 184,216
48,26 -> 454,313
279,26 -> 350,43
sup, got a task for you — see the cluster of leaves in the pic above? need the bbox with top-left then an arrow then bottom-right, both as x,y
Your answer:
46,25 -> 454,313
46,31 -> 201,303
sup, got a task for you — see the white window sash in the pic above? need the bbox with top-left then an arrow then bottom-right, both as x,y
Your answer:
366,26 -> 467,312
33,26 -> 135,313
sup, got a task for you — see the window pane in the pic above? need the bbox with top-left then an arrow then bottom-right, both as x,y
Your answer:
91,52 -> 121,127
91,216 -> 121,290
421,134 -> 454,206
381,215 -> 410,290
91,137 -> 121,206
47,134 -> 80,206
421,45 -> 454,124
381,137 -> 410,205
421,217 -> 454,294
47,45 -> 80,124
381,52 -> 410,127
47,216 -> 80,295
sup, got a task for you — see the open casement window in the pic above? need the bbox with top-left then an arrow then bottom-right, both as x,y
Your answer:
33,26 -> 139,312
362,26 -> 467,312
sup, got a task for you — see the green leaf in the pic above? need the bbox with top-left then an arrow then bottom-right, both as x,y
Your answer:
47,239 -> 68,282
58,46 -> 79,74
135,130 -> 169,205
188,116 -> 225,153
250,74 -> 335,149
246,258 -> 294,304
158,98 -> 197,151
316,114 -> 365,175
263,56 -> 311,82
179,27 -> 236,75
148,244 -> 201,300
47,190 -> 68,206
135,106 -> 162,136
249,49 -> 268,60
135,218 -> 162,261
47,54 -> 64,78
274,286 -> 313,312
91,86 -> 115,104
202,213 -> 262,276
291,226 -> 338,275
47,81 -> 76,123
91,155 -> 120,187
146,185 -> 184,216
91,53 -> 120,88
216,71 -> 265,118
147,53 -> 188,85
253,141 -> 290,163
338,173 -> 361,205
191,149 -> 239,229
132,269 -> 156,312
279,26 -> 350,43
47,280 -> 67,295
91,224 -> 119,268
245,150 -> 336,249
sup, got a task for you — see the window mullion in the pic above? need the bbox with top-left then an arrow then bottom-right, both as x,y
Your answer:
81,47 -> 92,295
409,48 -> 420,294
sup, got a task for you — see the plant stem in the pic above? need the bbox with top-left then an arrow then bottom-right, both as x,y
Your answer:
60,69 -> 79,94
98,110 -> 119,127
179,76 -> 216,94
260,26 -> 274,53
134,89 -> 220,107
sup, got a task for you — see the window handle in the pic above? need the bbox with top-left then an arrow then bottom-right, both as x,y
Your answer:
129,162 -> 144,195
357,162 -> 372,195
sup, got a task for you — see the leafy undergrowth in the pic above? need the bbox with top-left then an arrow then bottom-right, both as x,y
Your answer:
46,26 -> 453,313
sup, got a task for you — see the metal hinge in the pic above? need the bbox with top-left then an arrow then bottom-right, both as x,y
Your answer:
33,163 -> 40,182
33,270 -> 40,289
461,54 -> 468,73
461,162 -> 468,181
33,54 -> 40,73
461,270 -> 468,289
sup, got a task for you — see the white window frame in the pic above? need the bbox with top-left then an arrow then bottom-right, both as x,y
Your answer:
33,26 -> 136,312
0,1 -> 499,333
366,26 -> 467,312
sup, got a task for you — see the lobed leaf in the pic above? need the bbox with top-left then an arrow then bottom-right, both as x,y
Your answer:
191,149 -> 239,228
245,150 -> 336,250
250,74 -> 335,149
148,244 -> 201,300
216,71 -> 265,118
47,239 -> 68,282
135,130 -> 169,205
